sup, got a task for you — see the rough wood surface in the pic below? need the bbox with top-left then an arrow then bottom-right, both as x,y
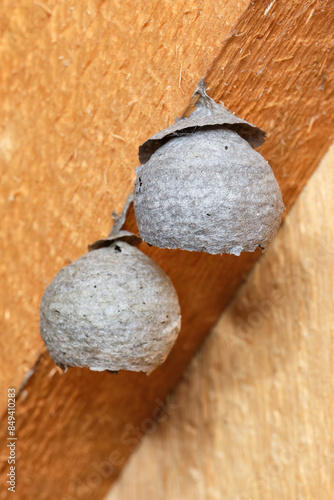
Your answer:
106,141 -> 334,500
207,0 -> 334,209
0,0 -> 250,415
1,0 -> 334,499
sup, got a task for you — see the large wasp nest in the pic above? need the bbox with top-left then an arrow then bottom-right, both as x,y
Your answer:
40,234 -> 181,374
134,84 -> 284,255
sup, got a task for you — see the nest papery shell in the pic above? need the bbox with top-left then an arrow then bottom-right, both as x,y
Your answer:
88,230 -> 141,251
40,241 -> 181,373
134,129 -> 284,255
139,91 -> 265,164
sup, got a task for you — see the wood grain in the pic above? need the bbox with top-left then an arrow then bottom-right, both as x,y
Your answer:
106,142 -> 334,500
0,0 -> 249,414
207,0 -> 334,209
1,0 -> 334,499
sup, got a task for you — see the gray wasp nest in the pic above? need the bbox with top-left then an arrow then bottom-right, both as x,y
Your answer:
40,233 -> 181,373
134,84 -> 284,255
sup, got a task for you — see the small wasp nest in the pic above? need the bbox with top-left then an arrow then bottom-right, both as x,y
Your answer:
40,235 -> 181,373
134,83 -> 284,255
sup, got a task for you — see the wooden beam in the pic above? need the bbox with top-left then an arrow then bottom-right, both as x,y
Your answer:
106,142 -> 334,500
1,0 -> 334,499
0,0 -> 250,414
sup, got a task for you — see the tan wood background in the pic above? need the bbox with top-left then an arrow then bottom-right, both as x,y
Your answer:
106,141 -> 334,500
1,0 -> 334,499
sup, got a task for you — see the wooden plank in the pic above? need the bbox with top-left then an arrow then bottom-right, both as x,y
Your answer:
106,140 -> 334,500
1,0 -> 334,499
0,0 -> 249,415
207,0 -> 334,208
